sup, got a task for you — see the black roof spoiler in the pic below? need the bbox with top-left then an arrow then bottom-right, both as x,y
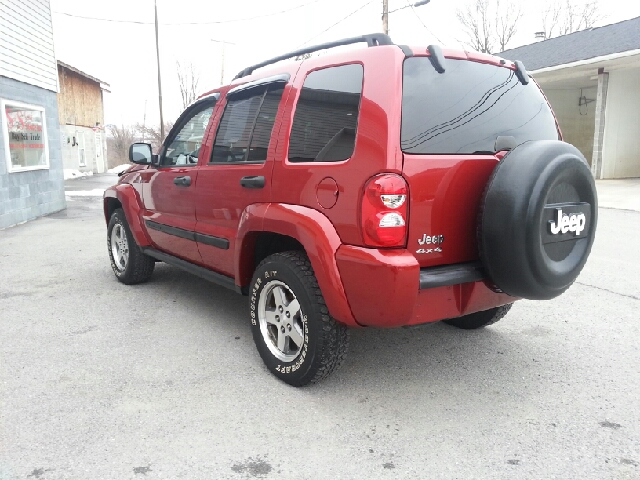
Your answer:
514,60 -> 530,85
233,33 -> 394,80
427,45 -> 446,73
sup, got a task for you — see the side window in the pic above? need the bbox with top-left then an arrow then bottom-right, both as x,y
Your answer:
162,105 -> 214,166
211,86 -> 284,163
288,64 -> 363,163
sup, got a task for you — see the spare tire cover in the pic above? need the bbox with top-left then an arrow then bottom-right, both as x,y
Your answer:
479,140 -> 597,300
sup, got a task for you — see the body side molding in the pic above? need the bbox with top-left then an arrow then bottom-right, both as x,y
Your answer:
142,247 -> 239,292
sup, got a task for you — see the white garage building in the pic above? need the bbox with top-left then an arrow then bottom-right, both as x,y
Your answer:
501,17 -> 640,179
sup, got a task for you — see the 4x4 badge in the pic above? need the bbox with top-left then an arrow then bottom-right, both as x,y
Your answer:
416,247 -> 442,254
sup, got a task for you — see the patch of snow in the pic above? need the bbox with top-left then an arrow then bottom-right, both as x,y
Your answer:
65,189 -> 105,197
107,164 -> 132,174
64,169 -> 94,180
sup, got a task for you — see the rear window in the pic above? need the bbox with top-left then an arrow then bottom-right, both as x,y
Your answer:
401,58 -> 559,154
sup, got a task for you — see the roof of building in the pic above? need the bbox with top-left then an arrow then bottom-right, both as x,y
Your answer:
500,16 -> 640,71
57,60 -> 110,88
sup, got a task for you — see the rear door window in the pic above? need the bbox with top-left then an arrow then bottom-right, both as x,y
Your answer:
288,64 -> 363,163
211,86 -> 284,163
401,58 -> 559,154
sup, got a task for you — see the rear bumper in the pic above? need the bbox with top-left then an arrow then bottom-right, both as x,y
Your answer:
335,245 -> 514,328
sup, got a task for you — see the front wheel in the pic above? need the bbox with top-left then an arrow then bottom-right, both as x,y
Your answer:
107,209 -> 155,284
249,251 -> 349,387
443,304 -> 513,330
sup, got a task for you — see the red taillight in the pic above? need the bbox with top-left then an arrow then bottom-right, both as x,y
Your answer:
361,174 -> 408,247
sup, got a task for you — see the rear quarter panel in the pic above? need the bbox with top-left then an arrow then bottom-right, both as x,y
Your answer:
270,46 -> 405,246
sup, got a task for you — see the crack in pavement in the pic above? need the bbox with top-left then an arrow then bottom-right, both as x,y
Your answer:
575,281 -> 640,301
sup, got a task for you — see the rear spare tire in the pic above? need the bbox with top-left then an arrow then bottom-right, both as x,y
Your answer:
479,140 -> 597,300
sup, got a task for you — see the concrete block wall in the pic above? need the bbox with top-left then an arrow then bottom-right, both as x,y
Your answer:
0,76 -> 66,229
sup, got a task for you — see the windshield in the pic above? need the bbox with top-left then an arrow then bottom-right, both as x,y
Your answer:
401,57 -> 559,154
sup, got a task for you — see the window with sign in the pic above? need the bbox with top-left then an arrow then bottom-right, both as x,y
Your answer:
2,100 -> 49,172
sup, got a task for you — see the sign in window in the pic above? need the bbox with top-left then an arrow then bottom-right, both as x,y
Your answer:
2,99 -> 49,172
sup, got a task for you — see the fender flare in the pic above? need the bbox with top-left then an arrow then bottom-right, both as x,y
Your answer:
103,185 -> 152,247
236,203 -> 358,327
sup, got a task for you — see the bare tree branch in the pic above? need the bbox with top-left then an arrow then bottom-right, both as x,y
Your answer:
495,0 -> 523,52
456,0 -> 521,53
106,124 -> 138,168
540,0 -> 604,39
579,1 -> 603,29
457,0 -> 492,53
136,121 -> 175,151
176,61 -> 200,110
541,1 -> 562,39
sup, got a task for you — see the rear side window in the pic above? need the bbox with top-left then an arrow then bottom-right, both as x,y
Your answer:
401,58 -> 559,154
211,86 -> 284,163
288,64 -> 363,163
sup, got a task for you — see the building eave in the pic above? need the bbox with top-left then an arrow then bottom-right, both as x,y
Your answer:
57,60 -> 111,90
530,49 -> 640,75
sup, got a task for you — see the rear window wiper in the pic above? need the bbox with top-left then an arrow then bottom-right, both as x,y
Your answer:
472,137 -> 518,155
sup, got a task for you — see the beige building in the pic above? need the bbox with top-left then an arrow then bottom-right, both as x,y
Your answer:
501,17 -> 640,179
57,61 -> 110,173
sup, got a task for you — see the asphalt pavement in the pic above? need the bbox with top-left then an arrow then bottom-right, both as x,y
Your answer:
1,173 -> 639,479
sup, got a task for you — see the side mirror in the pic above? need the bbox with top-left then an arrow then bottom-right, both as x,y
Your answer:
129,143 -> 156,165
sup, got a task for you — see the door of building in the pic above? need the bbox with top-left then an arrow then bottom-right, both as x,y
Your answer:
95,132 -> 105,173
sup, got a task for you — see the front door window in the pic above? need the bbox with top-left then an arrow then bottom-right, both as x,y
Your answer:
162,106 -> 214,166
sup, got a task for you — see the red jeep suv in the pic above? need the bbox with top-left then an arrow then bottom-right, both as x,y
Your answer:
104,34 -> 597,386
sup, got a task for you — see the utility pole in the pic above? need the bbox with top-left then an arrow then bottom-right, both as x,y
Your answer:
382,0 -> 389,35
154,0 -> 165,142
211,39 -> 236,86
220,41 -> 225,85
142,99 -> 147,143
384,0 -> 431,34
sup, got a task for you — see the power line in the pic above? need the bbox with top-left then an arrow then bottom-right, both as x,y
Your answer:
53,11 -> 149,24
405,0 -> 443,44
298,0 -> 375,48
52,0 -> 322,26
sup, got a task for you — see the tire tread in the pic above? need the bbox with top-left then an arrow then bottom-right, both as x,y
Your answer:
108,209 -> 155,285
253,251 -> 349,386
443,303 -> 512,330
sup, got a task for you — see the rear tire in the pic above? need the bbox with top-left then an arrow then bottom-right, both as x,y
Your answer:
107,209 -> 155,285
249,251 -> 349,387
443,304 -> 513,330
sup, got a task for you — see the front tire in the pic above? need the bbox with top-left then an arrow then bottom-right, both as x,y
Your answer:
443,304 -> 513,330
107,209 -> 155,285
249,251 -> 349,387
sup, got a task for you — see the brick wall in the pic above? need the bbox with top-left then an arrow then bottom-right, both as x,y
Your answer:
0,76 -> 66,229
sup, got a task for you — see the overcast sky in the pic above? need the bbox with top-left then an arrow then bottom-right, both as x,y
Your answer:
50,0 -> 640,128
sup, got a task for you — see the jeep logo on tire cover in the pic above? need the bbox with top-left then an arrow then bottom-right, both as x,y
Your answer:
542,202 -> 591,244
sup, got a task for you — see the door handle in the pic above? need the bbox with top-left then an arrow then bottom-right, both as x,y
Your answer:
240,176 -> 265,189
173,175 -> 191,187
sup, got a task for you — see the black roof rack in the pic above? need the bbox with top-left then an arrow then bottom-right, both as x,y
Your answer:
233,33 -> 394,80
